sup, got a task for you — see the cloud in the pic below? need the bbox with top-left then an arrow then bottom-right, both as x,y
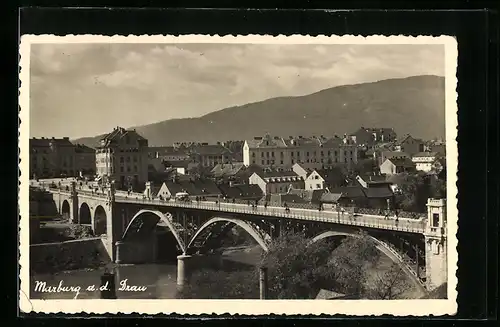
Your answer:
29,43 -> 444,138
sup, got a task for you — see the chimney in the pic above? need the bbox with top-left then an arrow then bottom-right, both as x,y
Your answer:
63,137 -> 69,140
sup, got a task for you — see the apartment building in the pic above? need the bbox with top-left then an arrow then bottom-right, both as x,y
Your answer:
95,126 -> 149,190
243,134 -> 358,170
29,137 -> 96,179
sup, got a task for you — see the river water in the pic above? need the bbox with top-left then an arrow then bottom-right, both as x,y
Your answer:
30,247 -> 261,300
30,245 -> 422,300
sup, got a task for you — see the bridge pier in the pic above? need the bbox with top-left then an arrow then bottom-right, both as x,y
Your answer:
176,253 -> 224,290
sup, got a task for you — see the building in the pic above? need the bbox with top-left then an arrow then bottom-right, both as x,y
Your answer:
217,183 -> 264,201
304,168 -> 348,191
350,127 -> 397,146
95,127 -> 149,190
375,151 -> 411,167
29,137 -> 96,179
161,179 -> 222,199
74,144 -> 97,176
189,143 -> 233,168
249,170 -> 304,195
395,134 -> 425,156
412,152 -> 443,173
379,158 -> 416,175
243,134 -> 358,170
148,146 -> 190,162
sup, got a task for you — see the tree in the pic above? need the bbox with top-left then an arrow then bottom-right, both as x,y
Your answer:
368,262 -> 412,299
258,231 -> 339,299
327,232 -> 381,297
177,269 -> 259,299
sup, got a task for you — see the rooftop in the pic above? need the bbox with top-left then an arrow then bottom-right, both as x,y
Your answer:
30,137 -> 73,148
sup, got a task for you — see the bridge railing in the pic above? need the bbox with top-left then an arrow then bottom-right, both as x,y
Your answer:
36,187 -> 426,233
114,196 -> 425,234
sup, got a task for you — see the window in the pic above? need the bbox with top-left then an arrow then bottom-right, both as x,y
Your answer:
320,151 -> 324,156
133,156 -> 138,162
252,160 -> 256,164
271,152 -> 275,157
261,160 -> 265,165
316,184 -> 321,189
127,167 -> 131,172
280,152 -> 284,157
261,153 -> 264,158
126,156 -> 131,162
252,152 -> 255,157
432,213 -> 440,227
291,152 -> 294,157
266,152 -> 269,158
297,151 -> 300,157
266,160 -> 270,165
291,159 -> 295,164
306,152 -> 310,157
134,166 -> 138,172
120,157 -> 124,163
120,167 -> 124,173
328,150 -> 331,156
280,160 -> 284,164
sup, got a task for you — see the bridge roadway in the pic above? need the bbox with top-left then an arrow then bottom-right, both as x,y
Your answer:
37,185 -> 426,234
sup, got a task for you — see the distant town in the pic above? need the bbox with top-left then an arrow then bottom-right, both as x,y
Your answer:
29,126 -> 446,214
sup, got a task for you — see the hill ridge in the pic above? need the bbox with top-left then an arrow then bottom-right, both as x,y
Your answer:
73,75 -> 445,148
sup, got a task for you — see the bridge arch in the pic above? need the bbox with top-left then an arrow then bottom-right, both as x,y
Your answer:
61,200 -> 70,221
186,217 -> 270,254
311,231 -> 426,294
93,205 -> 107,236
79,202 -> 91,224
122,209 -> 186,253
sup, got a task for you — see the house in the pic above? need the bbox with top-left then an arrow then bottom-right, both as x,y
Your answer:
287,187 -> 327,204
411,152 -> 443,173
161,179 -> 222,199
217,183 -> 264,201
249,170 -> 304,195
356,174 -> 399,193
350,127 -> 397,146
189,143 -> 233,168
329,185 -> 394,209
376,151 -> 411,167
379,158 -> 416,175
328,186 -> 367,207
305,168 -> 348,191
394,134 -> 425,156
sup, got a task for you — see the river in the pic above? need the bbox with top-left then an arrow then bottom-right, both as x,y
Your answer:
30,247 -> 261,300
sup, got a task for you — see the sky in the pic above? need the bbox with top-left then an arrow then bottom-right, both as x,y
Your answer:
29,43 -> 444,139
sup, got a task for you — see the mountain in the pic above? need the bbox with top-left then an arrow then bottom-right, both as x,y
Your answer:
73,75 -> 445,147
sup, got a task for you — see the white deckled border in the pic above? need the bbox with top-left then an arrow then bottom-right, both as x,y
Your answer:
18,34 -> 458,316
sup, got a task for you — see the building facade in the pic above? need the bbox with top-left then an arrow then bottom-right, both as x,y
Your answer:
243,134 -> 358,170
249,171 -> 304,195
350,127 -> 397,146
380,158 -> 416,175
395,134 -> 425,156
29,137 -> 96,179
412,152 -> 442,172
95,127 -> 149,190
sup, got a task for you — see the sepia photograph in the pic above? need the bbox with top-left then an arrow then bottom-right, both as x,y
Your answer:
19,35 -> 458,315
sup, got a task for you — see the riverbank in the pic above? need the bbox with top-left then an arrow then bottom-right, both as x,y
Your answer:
30,237 -> 111,275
